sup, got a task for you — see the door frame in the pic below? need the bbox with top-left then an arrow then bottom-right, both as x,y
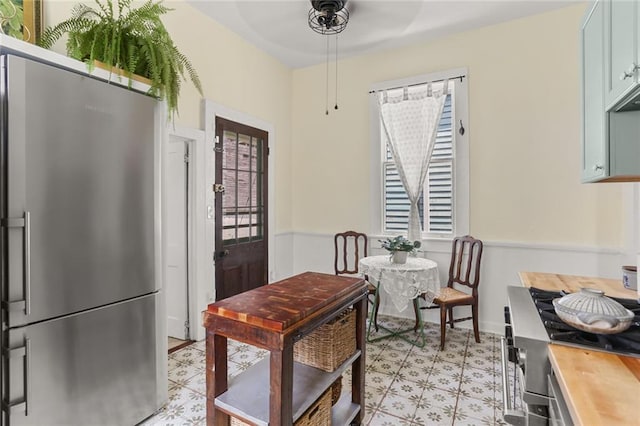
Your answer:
164,125 -> 207,341
202,100 -> 276,300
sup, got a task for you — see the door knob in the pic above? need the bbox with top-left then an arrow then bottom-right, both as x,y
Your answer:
216,250 -> 230,260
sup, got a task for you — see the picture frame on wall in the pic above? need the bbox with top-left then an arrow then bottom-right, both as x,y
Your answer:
22,0 -> 43,44
1,0 -> 43,44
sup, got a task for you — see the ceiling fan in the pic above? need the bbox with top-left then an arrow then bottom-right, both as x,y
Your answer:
308,0 -> 350,35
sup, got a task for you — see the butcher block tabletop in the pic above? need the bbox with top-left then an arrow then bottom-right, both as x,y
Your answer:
548,344 -> 640,426
205,271 -> 366,332
519,271 -> 637,299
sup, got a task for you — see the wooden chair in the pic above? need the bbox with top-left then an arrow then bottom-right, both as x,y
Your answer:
413,235 -> 484,350
334,231 -> 379,330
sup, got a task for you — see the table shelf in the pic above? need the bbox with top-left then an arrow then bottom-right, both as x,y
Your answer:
215,351 -> 361,425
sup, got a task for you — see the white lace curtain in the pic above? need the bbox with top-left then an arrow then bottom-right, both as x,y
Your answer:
379,81 -> 449,241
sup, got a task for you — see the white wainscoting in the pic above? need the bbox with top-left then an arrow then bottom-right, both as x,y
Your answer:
274,232 -> 624,335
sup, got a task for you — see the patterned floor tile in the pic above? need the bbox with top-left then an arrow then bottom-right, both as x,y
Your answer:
191,340 -> 206,352
429,363 -> 463,389
182,372 -> 206,395
176,390 -> 206,423
169,346 -> 205,366
456,394 -> 495,420
368,409 -> 413,425
168,356 -> 184,371
465,343 -> 494,358
412,399 -> 456,425
386,378 -> 425,402
396,358 -> 433,383
436,348 -> 467,366
453,415 -> 494,426
168,361 -> 203,383
148,315 -> 502,426
369,355 -> 404,377
377,392 -> 421,422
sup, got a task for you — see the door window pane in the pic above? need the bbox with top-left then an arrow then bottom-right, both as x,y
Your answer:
237,171 -> 251,209
223,131 -> 237,169
237,226 -> 251,240
253,138 -> 263,173
222,208 -> 236,243
222,169 -> 236,208
250,173 -> 259,206
238,133 -> 251,171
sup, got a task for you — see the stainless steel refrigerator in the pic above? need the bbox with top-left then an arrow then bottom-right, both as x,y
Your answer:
0,51 -> 166,425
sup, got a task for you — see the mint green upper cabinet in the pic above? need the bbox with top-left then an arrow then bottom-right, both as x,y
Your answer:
582,0 -> 640,183
604,0 -> 638,109
582,1 -> 607,182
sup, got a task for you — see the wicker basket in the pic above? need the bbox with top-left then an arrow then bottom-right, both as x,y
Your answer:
294,309 -> 356,372
230,388 -> 332,426
330,376 -> 342,406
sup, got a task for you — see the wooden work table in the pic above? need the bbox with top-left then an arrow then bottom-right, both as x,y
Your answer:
202,271 -> 368,426
520,272 -> 639,426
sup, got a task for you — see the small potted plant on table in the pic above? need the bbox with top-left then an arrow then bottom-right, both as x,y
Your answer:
379,236 -> 421,264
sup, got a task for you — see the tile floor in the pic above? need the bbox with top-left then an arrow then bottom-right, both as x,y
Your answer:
142,315 -> 509,426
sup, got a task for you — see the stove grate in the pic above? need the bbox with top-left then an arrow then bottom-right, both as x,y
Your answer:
529,287 -> 640,356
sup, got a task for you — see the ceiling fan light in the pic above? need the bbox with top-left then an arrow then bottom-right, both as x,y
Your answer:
308,0 -> 349,35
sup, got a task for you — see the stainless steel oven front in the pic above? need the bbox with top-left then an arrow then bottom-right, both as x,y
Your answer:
501,286 -> 551,426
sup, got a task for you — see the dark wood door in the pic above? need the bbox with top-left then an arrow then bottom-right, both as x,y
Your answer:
214,117 -> 268,300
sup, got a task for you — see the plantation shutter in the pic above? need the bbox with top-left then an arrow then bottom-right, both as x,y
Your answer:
383,92 -> 454,234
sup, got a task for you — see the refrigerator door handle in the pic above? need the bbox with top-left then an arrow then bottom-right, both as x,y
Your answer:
24,338 -> 31,415
24,212 -> 31,316
1,211 -> 31,315
1,338 -> 30,416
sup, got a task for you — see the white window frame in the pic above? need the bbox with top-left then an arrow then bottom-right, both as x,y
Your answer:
369,68 -> 469,242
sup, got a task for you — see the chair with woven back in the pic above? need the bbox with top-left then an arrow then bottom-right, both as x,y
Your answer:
333,231 -> 379,331
413,235 -> 484,350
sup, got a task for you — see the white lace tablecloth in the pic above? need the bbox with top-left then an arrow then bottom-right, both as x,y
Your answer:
359,255 -> 440,312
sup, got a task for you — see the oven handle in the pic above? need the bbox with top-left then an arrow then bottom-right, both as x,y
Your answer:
500,337 -> 526,426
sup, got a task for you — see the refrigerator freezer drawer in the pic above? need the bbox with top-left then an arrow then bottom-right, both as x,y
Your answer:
2,293 -> 165,426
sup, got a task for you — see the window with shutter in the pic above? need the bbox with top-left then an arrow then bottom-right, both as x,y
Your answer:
371,68 -> 469,240
382,88 -> 454,235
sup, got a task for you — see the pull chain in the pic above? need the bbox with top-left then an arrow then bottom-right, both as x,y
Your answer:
325,36 -> 329,115
335,34 -> 339,110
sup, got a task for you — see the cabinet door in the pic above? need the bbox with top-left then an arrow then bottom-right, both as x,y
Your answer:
582,1 -> 607,182
604,0 -> 637,108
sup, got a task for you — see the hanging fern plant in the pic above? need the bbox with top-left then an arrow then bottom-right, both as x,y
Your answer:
38,0 -> 202,118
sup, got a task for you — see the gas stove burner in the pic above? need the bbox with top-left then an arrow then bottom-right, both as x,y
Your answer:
529,287 -> 640,356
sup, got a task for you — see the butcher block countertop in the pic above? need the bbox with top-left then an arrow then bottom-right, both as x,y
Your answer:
520,272 -> 639,426
548,345 -> 640,426
519,271 -> 637,299
205,271 -> 366,332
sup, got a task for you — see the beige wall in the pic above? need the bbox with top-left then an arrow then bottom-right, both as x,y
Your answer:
42,2 -> 625,247
42,0 -> 294,233
291,3 -> 624,247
